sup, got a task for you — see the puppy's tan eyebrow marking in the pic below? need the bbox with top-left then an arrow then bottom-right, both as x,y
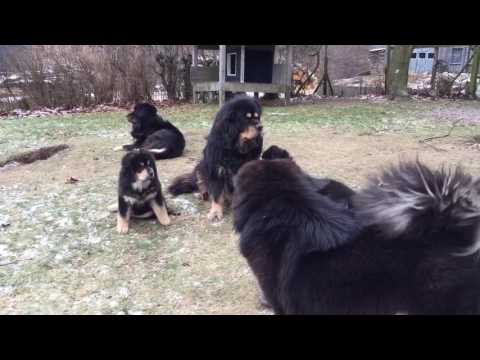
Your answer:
254,112 -> 259,118
246,113 -> 252,118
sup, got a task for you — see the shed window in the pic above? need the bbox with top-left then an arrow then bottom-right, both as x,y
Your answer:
428,53 -> 434,59
451,48 -> 463,64
411,53 -> 417,58
419,53 -> 426,59
227,53 -> 237,76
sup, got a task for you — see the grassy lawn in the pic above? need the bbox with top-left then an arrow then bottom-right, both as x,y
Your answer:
1,98 -> 480,315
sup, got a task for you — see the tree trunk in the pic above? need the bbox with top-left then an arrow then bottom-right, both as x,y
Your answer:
387,45 -> 413,99
313,45 -> 334,96
182,54 -> 193,101
155,53 -> 179,102
430,47 -> 439,91
384,45 -> 391,95
323,45 -> 328,95
468,47 -> 480,99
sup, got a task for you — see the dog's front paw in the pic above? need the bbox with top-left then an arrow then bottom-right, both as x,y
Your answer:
113,146 -> 124,152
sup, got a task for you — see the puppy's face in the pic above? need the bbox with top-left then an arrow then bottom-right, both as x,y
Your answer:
122,151 -> 157,183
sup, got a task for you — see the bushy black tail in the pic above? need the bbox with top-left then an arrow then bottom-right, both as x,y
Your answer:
168,172 -> 198,196
354,159 -> 480,254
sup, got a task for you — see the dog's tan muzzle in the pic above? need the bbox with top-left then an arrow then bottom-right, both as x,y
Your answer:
241,125 -> 262,141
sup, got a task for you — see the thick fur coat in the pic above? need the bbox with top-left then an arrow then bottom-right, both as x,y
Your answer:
233,159 -> 480,314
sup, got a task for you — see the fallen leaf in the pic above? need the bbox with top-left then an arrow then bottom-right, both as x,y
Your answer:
65,176 -> 79,184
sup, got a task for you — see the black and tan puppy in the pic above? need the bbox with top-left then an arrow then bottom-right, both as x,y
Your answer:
117,150 -> 170,233
169,95 -> 263,221
233,159 -> 480,314
117,103 -> 186,160
261,145 -> 356,209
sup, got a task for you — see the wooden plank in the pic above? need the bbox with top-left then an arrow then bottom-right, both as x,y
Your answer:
191,66 -> 219,83
194,81 -> 284,93
272,64 -> 287,85
194,82 -> 220,92
219,45 -> 226,106
223,82 -> 284,93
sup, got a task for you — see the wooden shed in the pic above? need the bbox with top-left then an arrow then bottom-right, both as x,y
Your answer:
191,45 -> 293,105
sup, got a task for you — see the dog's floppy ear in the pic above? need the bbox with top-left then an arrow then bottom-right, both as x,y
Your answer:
252,97 -> 262,117
211,107 -> 241,149
120,152 -> 138,182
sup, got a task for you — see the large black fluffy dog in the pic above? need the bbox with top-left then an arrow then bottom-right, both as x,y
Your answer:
233,159 -> 480,314
118,103 -> 185,160
169,96 -> 263,220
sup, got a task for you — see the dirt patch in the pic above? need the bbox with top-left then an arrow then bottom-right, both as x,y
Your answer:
0,144 -> 69,168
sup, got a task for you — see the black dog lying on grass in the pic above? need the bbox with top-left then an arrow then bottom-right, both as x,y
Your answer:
116,103 -> 185,160
117,150 -> 171,233
233,158 -> 480,314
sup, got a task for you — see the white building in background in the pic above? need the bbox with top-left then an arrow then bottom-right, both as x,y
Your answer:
368,45 -> 473,74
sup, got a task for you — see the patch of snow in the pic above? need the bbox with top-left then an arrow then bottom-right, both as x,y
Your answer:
169,197 -> 199,215
0,244 -> 15,259
118,287 -> 129,298
127,310 -> 143,315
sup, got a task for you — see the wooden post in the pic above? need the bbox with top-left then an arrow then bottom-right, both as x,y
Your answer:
192,45 -> 198,67
285,45 -> 293,104
430,47 -> 439,92
219,45 -> 226,106
192,46 -> 198,104
240,45 -> 245,83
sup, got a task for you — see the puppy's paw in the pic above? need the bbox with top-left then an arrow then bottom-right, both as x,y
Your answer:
113,146 -> 124,152
117,216 -> 129,234
159,216 -> 171,226
207,207 -> 223,222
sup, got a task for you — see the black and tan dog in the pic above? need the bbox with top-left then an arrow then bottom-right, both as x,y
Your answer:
116,103 -> 186,160
117,150 -> 170,233
168,95 -> 263,221
233,159 -> 480,314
